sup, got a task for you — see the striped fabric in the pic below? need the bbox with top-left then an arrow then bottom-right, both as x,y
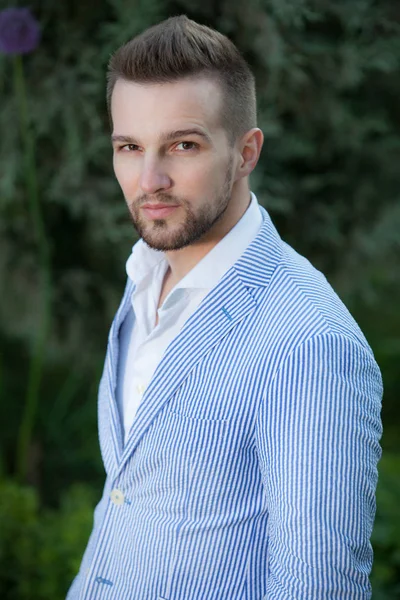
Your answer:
67,206 -> 383,599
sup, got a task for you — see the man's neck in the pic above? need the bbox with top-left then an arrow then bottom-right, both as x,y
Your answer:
164,185 -> 251,287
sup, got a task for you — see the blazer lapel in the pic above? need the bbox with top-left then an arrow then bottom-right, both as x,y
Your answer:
116,268 -> 257,476
102,279 -> 135,470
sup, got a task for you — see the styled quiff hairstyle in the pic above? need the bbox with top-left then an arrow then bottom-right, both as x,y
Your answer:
106,15 -> 256,142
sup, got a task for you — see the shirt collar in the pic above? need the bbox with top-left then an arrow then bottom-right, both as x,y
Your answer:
126,235 -> 166,290
126,192 -> 262,291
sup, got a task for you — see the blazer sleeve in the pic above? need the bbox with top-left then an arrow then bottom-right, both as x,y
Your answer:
256,332 -> 383,599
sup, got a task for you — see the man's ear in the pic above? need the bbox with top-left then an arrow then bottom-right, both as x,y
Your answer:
234,128 -> 264,182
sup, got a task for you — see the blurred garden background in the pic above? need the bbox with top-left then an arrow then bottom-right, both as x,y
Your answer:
0,0 -> 399,598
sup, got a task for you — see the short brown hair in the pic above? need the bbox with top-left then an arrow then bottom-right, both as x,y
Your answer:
106,15 -> 256,142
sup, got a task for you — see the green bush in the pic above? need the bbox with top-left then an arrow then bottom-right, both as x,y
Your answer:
0,479 -> 96,600
371,454 -> 400,599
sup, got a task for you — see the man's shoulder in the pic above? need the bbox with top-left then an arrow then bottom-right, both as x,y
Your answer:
256,239 -> 371,353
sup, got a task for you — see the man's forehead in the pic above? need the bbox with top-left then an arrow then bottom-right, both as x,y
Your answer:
112,75 -> 222,98
111,77 -> 224,130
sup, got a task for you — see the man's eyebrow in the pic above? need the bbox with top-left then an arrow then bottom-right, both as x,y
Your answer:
111,129 -> 212,146
159,129 -> 212,144
111,135 -> 138,145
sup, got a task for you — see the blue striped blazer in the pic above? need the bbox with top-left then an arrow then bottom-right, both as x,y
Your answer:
67,205 -> 383,599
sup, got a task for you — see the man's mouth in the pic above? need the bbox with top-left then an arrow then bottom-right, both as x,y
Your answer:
141,203 -> 179,219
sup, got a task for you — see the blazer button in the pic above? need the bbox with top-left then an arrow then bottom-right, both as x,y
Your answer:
110,488 -> 125,505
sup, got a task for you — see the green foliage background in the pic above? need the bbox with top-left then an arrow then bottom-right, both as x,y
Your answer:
0,0 -> 399,597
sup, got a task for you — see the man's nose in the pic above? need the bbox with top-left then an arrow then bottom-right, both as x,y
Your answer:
139,157 -> 172,195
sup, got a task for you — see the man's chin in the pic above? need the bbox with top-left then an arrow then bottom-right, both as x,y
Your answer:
142,237 -> 189,252
140,228 -> 186,252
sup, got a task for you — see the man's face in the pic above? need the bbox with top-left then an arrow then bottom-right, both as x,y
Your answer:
111,77 -> 236,251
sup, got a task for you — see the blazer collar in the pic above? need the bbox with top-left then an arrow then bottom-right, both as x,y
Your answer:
233,205 -> 283,289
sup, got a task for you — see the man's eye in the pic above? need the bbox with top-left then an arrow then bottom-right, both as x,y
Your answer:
175,141 -> 198,151
120,144 -> 139,152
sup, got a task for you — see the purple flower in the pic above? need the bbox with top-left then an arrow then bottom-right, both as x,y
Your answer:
0,8 -> 40,55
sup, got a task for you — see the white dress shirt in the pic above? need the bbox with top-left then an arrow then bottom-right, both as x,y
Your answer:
117,192 -> 262,442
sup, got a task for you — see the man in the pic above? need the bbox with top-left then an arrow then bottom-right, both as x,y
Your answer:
67,15 -> 383,600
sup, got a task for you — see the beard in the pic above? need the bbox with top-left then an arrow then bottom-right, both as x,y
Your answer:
127,158 -> 234,252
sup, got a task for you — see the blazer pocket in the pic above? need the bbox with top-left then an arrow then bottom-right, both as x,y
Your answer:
167,390 -> 231,422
